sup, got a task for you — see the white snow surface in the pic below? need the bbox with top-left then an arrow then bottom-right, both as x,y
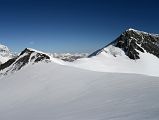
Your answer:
66,45 -> 159,77
0,62 -> 159,120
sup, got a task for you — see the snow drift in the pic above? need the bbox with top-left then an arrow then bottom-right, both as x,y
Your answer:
0,62 -> 159,120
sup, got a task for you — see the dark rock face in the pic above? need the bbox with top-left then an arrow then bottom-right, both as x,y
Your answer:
0,48 -> 51,73
89,29 -> 159,60
20,48 -> 50,64
0,57 -> 17,71
115,29 -> 159,59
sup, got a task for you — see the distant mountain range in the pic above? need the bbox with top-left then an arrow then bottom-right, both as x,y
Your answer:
0,28 -> 159,120
0,28 -> 159,76
50,53 -> 88,62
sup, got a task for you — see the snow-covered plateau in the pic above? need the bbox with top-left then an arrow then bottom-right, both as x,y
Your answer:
0,62 -> 159,120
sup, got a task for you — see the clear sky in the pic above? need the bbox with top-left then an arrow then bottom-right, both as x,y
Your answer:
0,0 -> 159,53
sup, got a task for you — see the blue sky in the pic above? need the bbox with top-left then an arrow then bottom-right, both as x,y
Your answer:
0,0 -> 159,53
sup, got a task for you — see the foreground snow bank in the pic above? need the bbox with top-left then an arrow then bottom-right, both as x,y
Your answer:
0,62 -> 159,120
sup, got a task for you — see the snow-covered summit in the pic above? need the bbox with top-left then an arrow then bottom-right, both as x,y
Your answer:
0,44 -> 13,64
0,44 -> 10,52
126,28 -> 159,36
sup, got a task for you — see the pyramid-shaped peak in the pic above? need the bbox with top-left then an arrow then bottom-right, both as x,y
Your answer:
89,28 -> 159,60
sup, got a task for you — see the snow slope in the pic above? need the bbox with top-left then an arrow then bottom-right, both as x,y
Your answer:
0,62 -> 159,120
68,46 -> 159,77
66,29 -> 159,77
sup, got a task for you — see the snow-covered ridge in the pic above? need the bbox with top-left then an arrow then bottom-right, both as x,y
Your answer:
68,29 -> 159,77
126,28 -> 159,37
0,48 -> 64,76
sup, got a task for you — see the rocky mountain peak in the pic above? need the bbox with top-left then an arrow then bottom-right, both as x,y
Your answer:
89,29 -> 159,60
0,48 -> 51,74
